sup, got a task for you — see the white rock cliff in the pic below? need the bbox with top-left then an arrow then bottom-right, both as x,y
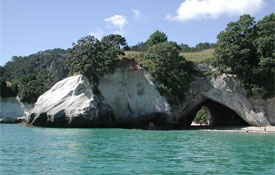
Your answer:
0,97 -> 33,123
99,69 -> 171,122
27,75 -> 102,126
27,66 -> 171,127
15,64 -> 273,127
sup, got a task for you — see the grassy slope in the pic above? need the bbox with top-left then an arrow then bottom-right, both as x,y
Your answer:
124,49 -> 215,64
179,49 -> 215,64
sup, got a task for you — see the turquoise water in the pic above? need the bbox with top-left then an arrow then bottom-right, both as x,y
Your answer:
0,124 -> 274,175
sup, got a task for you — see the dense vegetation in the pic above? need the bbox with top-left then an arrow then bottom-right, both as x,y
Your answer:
1,31 -> 194,103
66,34 -> 127,95
1,49 -> 69,103
142,31 -> 194,102
214,13 -> 275,98
66,31 -> 194,101
1,13 -> 273,104
131,30 -> 216,52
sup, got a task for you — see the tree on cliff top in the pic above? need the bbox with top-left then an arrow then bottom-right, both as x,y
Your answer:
146,30 -> 168,47
144,41 -> 194,102
67,34 -> 127,95
214,13 -> 275,98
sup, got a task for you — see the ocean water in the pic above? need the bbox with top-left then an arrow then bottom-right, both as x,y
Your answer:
0,124 -> 274,175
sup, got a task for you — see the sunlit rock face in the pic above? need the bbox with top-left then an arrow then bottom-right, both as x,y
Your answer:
99,64 -> 171,126
27,75 -> 114,127
27,63 -> 171,128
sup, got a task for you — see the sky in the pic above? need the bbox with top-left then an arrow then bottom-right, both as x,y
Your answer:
1,0 -> 274,66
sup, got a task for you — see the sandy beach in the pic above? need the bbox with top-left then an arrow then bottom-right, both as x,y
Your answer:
199,126 -> 275,134
189,123 -> 275,133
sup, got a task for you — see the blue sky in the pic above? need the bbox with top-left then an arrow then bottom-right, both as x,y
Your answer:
1,0 -> 274,65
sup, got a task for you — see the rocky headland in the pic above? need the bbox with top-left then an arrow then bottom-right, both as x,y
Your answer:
1,62 -> 274,128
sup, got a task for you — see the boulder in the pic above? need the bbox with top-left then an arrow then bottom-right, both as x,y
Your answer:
27,75 -> 115,127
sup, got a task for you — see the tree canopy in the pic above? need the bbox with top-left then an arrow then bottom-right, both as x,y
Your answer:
144,40 -> 194,102
1,49 -> 69,103
146,30 -> 168,47
214,13 -> 275,98
66,34 -> 127,95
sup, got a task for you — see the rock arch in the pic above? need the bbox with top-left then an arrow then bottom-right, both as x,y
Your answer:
174,74 -> 273,127
177,98 -> 248,127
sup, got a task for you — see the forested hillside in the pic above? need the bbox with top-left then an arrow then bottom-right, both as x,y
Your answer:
3,48 -> 69,81
1,48 -> 69,103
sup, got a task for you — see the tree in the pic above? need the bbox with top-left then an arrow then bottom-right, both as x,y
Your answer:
0,80 -> 18,98
0,66 -> 5,79
19,80 -> 44,103
195,42 -> 211,51
145,41 -> 193,102
3,48 -> 69,97
214,14 -> 275,97
67,34 -> 127,95
255,14 -> 275,58
1,48 -> 69,102
215,14 -> 257,73
17,74 -> 44,103
145,41 -> 181,61
253,13 -> 275,96
146,30 -> 168,47
131,42 -> 148,51
101,34 -> 127,49
101,34 -> 127,59
180,44 -> 191,52
0,66 -> 19,98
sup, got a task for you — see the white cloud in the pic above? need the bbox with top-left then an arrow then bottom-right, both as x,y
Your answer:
89,28 -> 104,40
104,15 -> 128,30
132,9 -> 148,22
166,0 -> 265,22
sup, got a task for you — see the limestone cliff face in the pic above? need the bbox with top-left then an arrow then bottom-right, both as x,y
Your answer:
24,65 -> 274,127
27,67 -> 171,127
99,69 -> 171,122
0,97 -> 33,123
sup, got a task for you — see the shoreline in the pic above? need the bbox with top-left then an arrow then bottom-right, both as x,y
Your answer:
1,122 -> 275,134
191,126 -> 275,134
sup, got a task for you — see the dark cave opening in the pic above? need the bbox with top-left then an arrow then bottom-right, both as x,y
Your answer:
178,99 -> 249,127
